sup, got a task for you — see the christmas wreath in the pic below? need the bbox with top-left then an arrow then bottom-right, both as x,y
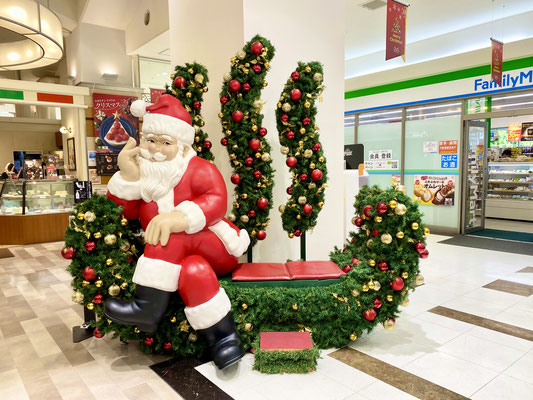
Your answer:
219,35 -> 275,246
166,62 -> 214,161
64,185 -> 428,357
276,62 -> 327,238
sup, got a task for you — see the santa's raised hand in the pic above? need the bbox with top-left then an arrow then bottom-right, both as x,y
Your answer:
117,137 -> 140,182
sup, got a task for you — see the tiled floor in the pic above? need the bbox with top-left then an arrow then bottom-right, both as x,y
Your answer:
0,234 -> 532,399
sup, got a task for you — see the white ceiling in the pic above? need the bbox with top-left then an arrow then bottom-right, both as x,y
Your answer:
80,0 -> 141,30
345,0 -> 533,78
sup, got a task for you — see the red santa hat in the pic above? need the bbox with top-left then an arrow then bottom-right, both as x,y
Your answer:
130,94 -> 195,146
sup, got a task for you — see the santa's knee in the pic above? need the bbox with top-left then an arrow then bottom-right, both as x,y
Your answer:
178,255 -> 220,306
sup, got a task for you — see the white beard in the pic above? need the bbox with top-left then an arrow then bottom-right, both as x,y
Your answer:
138,145 -> 189,203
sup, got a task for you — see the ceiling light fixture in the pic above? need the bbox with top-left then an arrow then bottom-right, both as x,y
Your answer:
0,0 -> 63,70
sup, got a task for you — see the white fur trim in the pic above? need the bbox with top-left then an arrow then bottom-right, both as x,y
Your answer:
175,201 -> 206,234
132,255 -> 180,292
185,288 -> 231,330
209,220 -> 250,257
156,190 -> 175,214
142,113 -> 195,146
107,171 -> 141,200
130,99 -> 147,117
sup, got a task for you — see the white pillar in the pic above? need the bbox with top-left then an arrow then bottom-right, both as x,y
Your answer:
169,0 -> 346,262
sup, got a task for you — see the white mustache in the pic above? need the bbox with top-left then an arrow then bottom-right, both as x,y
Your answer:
139,148 -> 167,161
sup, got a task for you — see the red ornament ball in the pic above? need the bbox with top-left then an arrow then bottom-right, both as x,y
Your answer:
372,229 -> 380,237
363,205 -> 373,218
242,82 -> 251,92
286,157 -> 297,168
420,249 -> 429,259
363,309 -> 377,321
82,266 -> 96,281
251,41 -> 263,54
343,265 -> 353,273
312,143 -> 321,152
85,241 -> 96,252
249,139 -> 261,151
230,174 -> 241,185
256,230 -> 267,240
93,328 -> 104,338
291,71 -> 300,81
93,293 -> 103,304
61,246 -> 76,259
377,202 -> 388,214
378,261 -> 389,271
259,127 -> 268,137
373,298 -> 383,309
228,80 -> 241,92
303,204 -> 313,214
220,137 -> 228,146
415,241 -> 426,253
355,217 -> 363,227
173,76 -> 186,89
193,101 -> 201,110
287,186 -> 293,195
352,257 -> 359,265
220,95 -> 228,105
311,169 -> 323,181
245,157 -> 254,166
203,140 -> 212,149
253,170 -> 262,179
248,210 -> 256,218
302,117 -> 311,126
294,229 -> 302,237
390,277 -> 405,291
281,114 -> 289,123
286,130 -> 295,140
290,88 -> 302,101
144,337 -> 154,346
252,64 -> 262,74
299,173 -> 308,181
257,198 -> 269,210
163,341 -> 172,351
232,110 -> 243,122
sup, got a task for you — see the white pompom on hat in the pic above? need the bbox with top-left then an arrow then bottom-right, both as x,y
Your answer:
130,94 -> 195,145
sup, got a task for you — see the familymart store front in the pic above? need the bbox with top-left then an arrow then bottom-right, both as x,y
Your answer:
344,56 -> 533,236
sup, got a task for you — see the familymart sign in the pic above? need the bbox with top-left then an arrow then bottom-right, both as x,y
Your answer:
474,68 -> 533,92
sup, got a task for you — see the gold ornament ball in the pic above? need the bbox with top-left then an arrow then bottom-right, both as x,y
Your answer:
194,136 -> 200,143
292,303 -> 298,311
188,333 -> 198,342
351,289 -> 360,297
195,73 -> 204,83
313,72 -> 323,82
218,112 -> 224,119
170,316 -> 177,323
304,100 -> 311,109
318,201 -> 324,208
134,327 -> 140,333
104,234 -> 117,245
252,124 -> 258,132
362,284 -> 370,292
282,102 -> 292,112
373,281 -> 381,291
121,217 -> 128,226
255,152 -> 261,159
415,274 -> 425,286
304,65 -> 312,73
108,284 -> 120,297
84,211 -> 96,222
296,214 -> 302,220
94,232 -> 102,239
261,152 -> 271,162
411,222 -> 419,230
95,280 -> 103,288
241,303 -> 248,310
278,205 -> 286,213
374,216 -> 382,223
396,231 -> 405,239
366,239 -> 373,247
86,302 -> 94,310
241,193 -> 248,199
396,184 -> 407,194
244,323 -> 253,331
72,291 -> 84,303
82,280 -> 90,287
223,73 -> 232,82
188,68 -> 194,73
288,232 -> 295,238
350,333 -> 357,341
120,282 -> 129,290
424,227 -> 430,235
185,92 -> 192,98
120,242 -> 130,252
240,215 -> 249,223
237,49 -> 246,59
228,213 -> 236,222
401,297 -> 410,307
402,272 -> 409,279
280,146 -> 289,155
304,149 -> 313,158
318,156 -> 325,162
298,196 -> 307,205
299,127 -> 306,134
386,294 -> 394,302
381,233 -> 393,244
388,200 -> 398,209
277,101 -> 282,108
309,163 -> 316,170
309,182 -> 317,190
368,280 -> 375,289
106,258 -> 114,266
394,204 -> 407,216
384,319 -> 395,331
77,212 -> 85,220
368,259 -> 376,267
351,216 -> 358,225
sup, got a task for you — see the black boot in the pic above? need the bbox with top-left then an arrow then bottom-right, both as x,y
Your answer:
198,312 -> 245,369
104,285 -> 171,333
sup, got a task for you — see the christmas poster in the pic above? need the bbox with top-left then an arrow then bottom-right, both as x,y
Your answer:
150,88 -> 166,103
93,93 -> 139,152
491,39 -> 503,87
413,175 -> 455,206
385,0 -> 408,61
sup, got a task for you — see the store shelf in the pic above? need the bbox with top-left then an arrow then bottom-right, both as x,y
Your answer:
489,172 -> 532,176
487,189 -> 532,193
486,198 -> 533,221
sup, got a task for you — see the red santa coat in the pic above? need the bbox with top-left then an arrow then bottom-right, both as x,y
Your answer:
106,153 -> 250,330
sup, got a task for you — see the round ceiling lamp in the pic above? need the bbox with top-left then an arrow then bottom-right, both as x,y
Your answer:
0,0 -> 63,70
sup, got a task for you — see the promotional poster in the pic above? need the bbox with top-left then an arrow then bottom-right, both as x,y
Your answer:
413,175 -> 456,206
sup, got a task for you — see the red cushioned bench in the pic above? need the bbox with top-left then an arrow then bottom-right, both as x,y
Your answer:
232,261 -> 346,282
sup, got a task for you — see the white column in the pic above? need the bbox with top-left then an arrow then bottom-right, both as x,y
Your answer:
169,0 -> 346,262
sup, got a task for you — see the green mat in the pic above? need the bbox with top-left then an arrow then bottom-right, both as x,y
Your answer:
469,229 -> 533,243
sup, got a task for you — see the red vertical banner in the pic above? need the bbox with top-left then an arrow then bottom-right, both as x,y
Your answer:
385,0 -> 408,61
491,38 -> 503,87
150,88 -> 166,103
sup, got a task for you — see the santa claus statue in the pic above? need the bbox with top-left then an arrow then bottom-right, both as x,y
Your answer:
104,94 -> 250,369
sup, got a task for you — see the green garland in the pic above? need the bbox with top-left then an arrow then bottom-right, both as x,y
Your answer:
65,185 -> 428,357
166,62 -> 214,161
219,35 -> 275,246
253,342 -> 321,374
276,62 -> 327,238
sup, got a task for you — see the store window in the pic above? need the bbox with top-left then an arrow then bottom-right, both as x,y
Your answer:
138,57 -> 171,100
0,103 -> 16,117
344,114 -> 355,145
491,91 -> 533,113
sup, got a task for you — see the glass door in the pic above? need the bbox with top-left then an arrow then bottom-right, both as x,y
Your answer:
462,121 -> 488,233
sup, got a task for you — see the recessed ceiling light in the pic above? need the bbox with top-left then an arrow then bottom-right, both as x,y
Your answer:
360,0 -> 386,11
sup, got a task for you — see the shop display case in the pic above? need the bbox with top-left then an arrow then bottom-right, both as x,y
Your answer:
0,180 -> 74,244
486,162 -> 533,221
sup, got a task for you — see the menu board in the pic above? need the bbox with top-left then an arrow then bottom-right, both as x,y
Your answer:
96,153 -> 119,176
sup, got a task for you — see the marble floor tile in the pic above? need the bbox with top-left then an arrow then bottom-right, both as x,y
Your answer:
503,349 -> 533,385
471,373 -> 533,400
